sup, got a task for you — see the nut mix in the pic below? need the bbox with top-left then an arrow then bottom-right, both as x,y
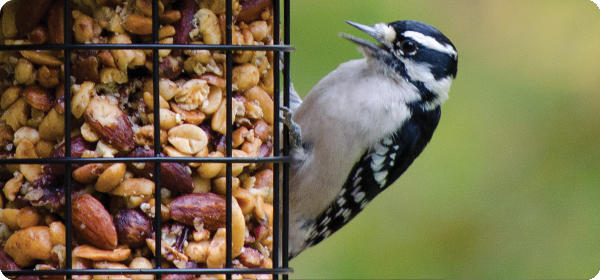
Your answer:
0,0 -> 277,278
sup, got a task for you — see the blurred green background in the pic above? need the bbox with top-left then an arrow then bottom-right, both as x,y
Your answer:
288,0 -> 600,279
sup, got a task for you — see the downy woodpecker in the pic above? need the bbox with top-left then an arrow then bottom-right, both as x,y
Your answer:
285,20 -> 458,258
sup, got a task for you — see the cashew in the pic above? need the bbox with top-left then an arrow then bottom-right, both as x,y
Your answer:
192,9 -> 221,44
4,226 -> 52,267
3,172 -> 23,202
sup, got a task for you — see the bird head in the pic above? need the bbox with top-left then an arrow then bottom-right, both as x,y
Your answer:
342,20 -> 458,106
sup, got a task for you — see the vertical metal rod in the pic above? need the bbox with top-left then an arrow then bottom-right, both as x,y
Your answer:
152,0 -> 162,277
272,0 -> 281,278
282,0 -> 291,277
225,0 -> 233,279
63,0 -> 73,277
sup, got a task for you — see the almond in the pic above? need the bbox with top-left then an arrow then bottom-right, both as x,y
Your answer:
174,0 -> 197,45
23,85 -> 54,112
169,193 -> 226,230
72,194 -> 118,250
15,0 -> 53,36
128,147 -> 194,194
47,1 -> 64,44
85,96 -> 134,152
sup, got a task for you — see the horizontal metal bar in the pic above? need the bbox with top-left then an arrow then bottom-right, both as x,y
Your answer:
2,268 -> 293,276
0,43 -> 295,51
0,156 -> 290,164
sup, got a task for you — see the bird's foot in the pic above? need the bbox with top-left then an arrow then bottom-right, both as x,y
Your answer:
280,106 -> 302,149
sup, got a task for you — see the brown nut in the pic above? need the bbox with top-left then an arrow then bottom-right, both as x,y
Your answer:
14,0 -> 53,37
29,25 -> 48,44
123,14 -> 153,35
112,178 -> 154,196
169,193 -> 226,230
72,194 -> 118,250
72,245 -> 131,262
1,0 -> 18,38
95,163 -> 126,193
37,66 -> 60,88
196,151 -> 225,179
129,257 -> 154,280
14,58 -> 34,84
212,177 -> 240,196
49,221 -> 66,246
184,241 -> 209,263
71,81 -> 95,119
1,86 -> 21,110
244,86 -> 274,124
1,208 -> 20,229
238,0 -> 272,22
16,207 -> 41,229
72,56 -> 100,83
232,64 -> 260,92
173,0 -> 197,45
38,108 -> 64,141
47,1 -> 64,44
1,97 -> 29,131
15,139 -> 43,182
168,124 -> 209,155
3,173 -> 23,202
0,248 -> 20,270
13,126 -> 40,147
170,102 -> 206,125
134,125 -> 167,147
238,247 -> 263,268
85,96 -> 134,152
72,163 -> 105,184
23,84 -> 54,112
4,226 -> 52,267
160,10 -> 181,24
19,50 -> 62,67
114,209 -> 152,248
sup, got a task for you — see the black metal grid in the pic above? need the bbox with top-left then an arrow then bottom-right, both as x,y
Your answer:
0,0 -> 293,278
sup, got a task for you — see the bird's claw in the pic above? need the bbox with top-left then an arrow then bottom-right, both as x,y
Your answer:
280,106 -> 302,149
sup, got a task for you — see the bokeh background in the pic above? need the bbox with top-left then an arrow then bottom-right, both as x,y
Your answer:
288,0 -> 600,279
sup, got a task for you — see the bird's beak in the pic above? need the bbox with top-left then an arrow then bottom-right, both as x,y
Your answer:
341,21 -> 395,52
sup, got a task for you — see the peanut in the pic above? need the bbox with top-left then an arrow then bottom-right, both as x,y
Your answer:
3,173 -> 23,202
49,221 -> 66,246
15,139 -> 42,182
38,108 -> 65,141
1,87 -> 21,109
129,257 -> 154,280
232,64 -> 260,92
72,81 -> 95,119
14,58 -> 34,84
95,163 -> 127,192
168,124 -> 209,155
112,178 -> 155,196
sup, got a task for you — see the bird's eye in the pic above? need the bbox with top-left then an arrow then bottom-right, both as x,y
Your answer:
400,40 -> 418,55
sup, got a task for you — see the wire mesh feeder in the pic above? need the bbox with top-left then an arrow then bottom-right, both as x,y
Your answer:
0,0 -> 293,278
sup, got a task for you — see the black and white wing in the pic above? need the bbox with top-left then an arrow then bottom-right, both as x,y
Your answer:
302,105 -> 442,250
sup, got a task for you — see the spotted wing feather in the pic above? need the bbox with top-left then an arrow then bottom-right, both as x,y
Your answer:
300,105 -> 441,254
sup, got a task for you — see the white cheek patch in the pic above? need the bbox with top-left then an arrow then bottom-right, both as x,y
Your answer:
402,31 -> 457,58
374,23 -> 396,46
400,58 -> 452,107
